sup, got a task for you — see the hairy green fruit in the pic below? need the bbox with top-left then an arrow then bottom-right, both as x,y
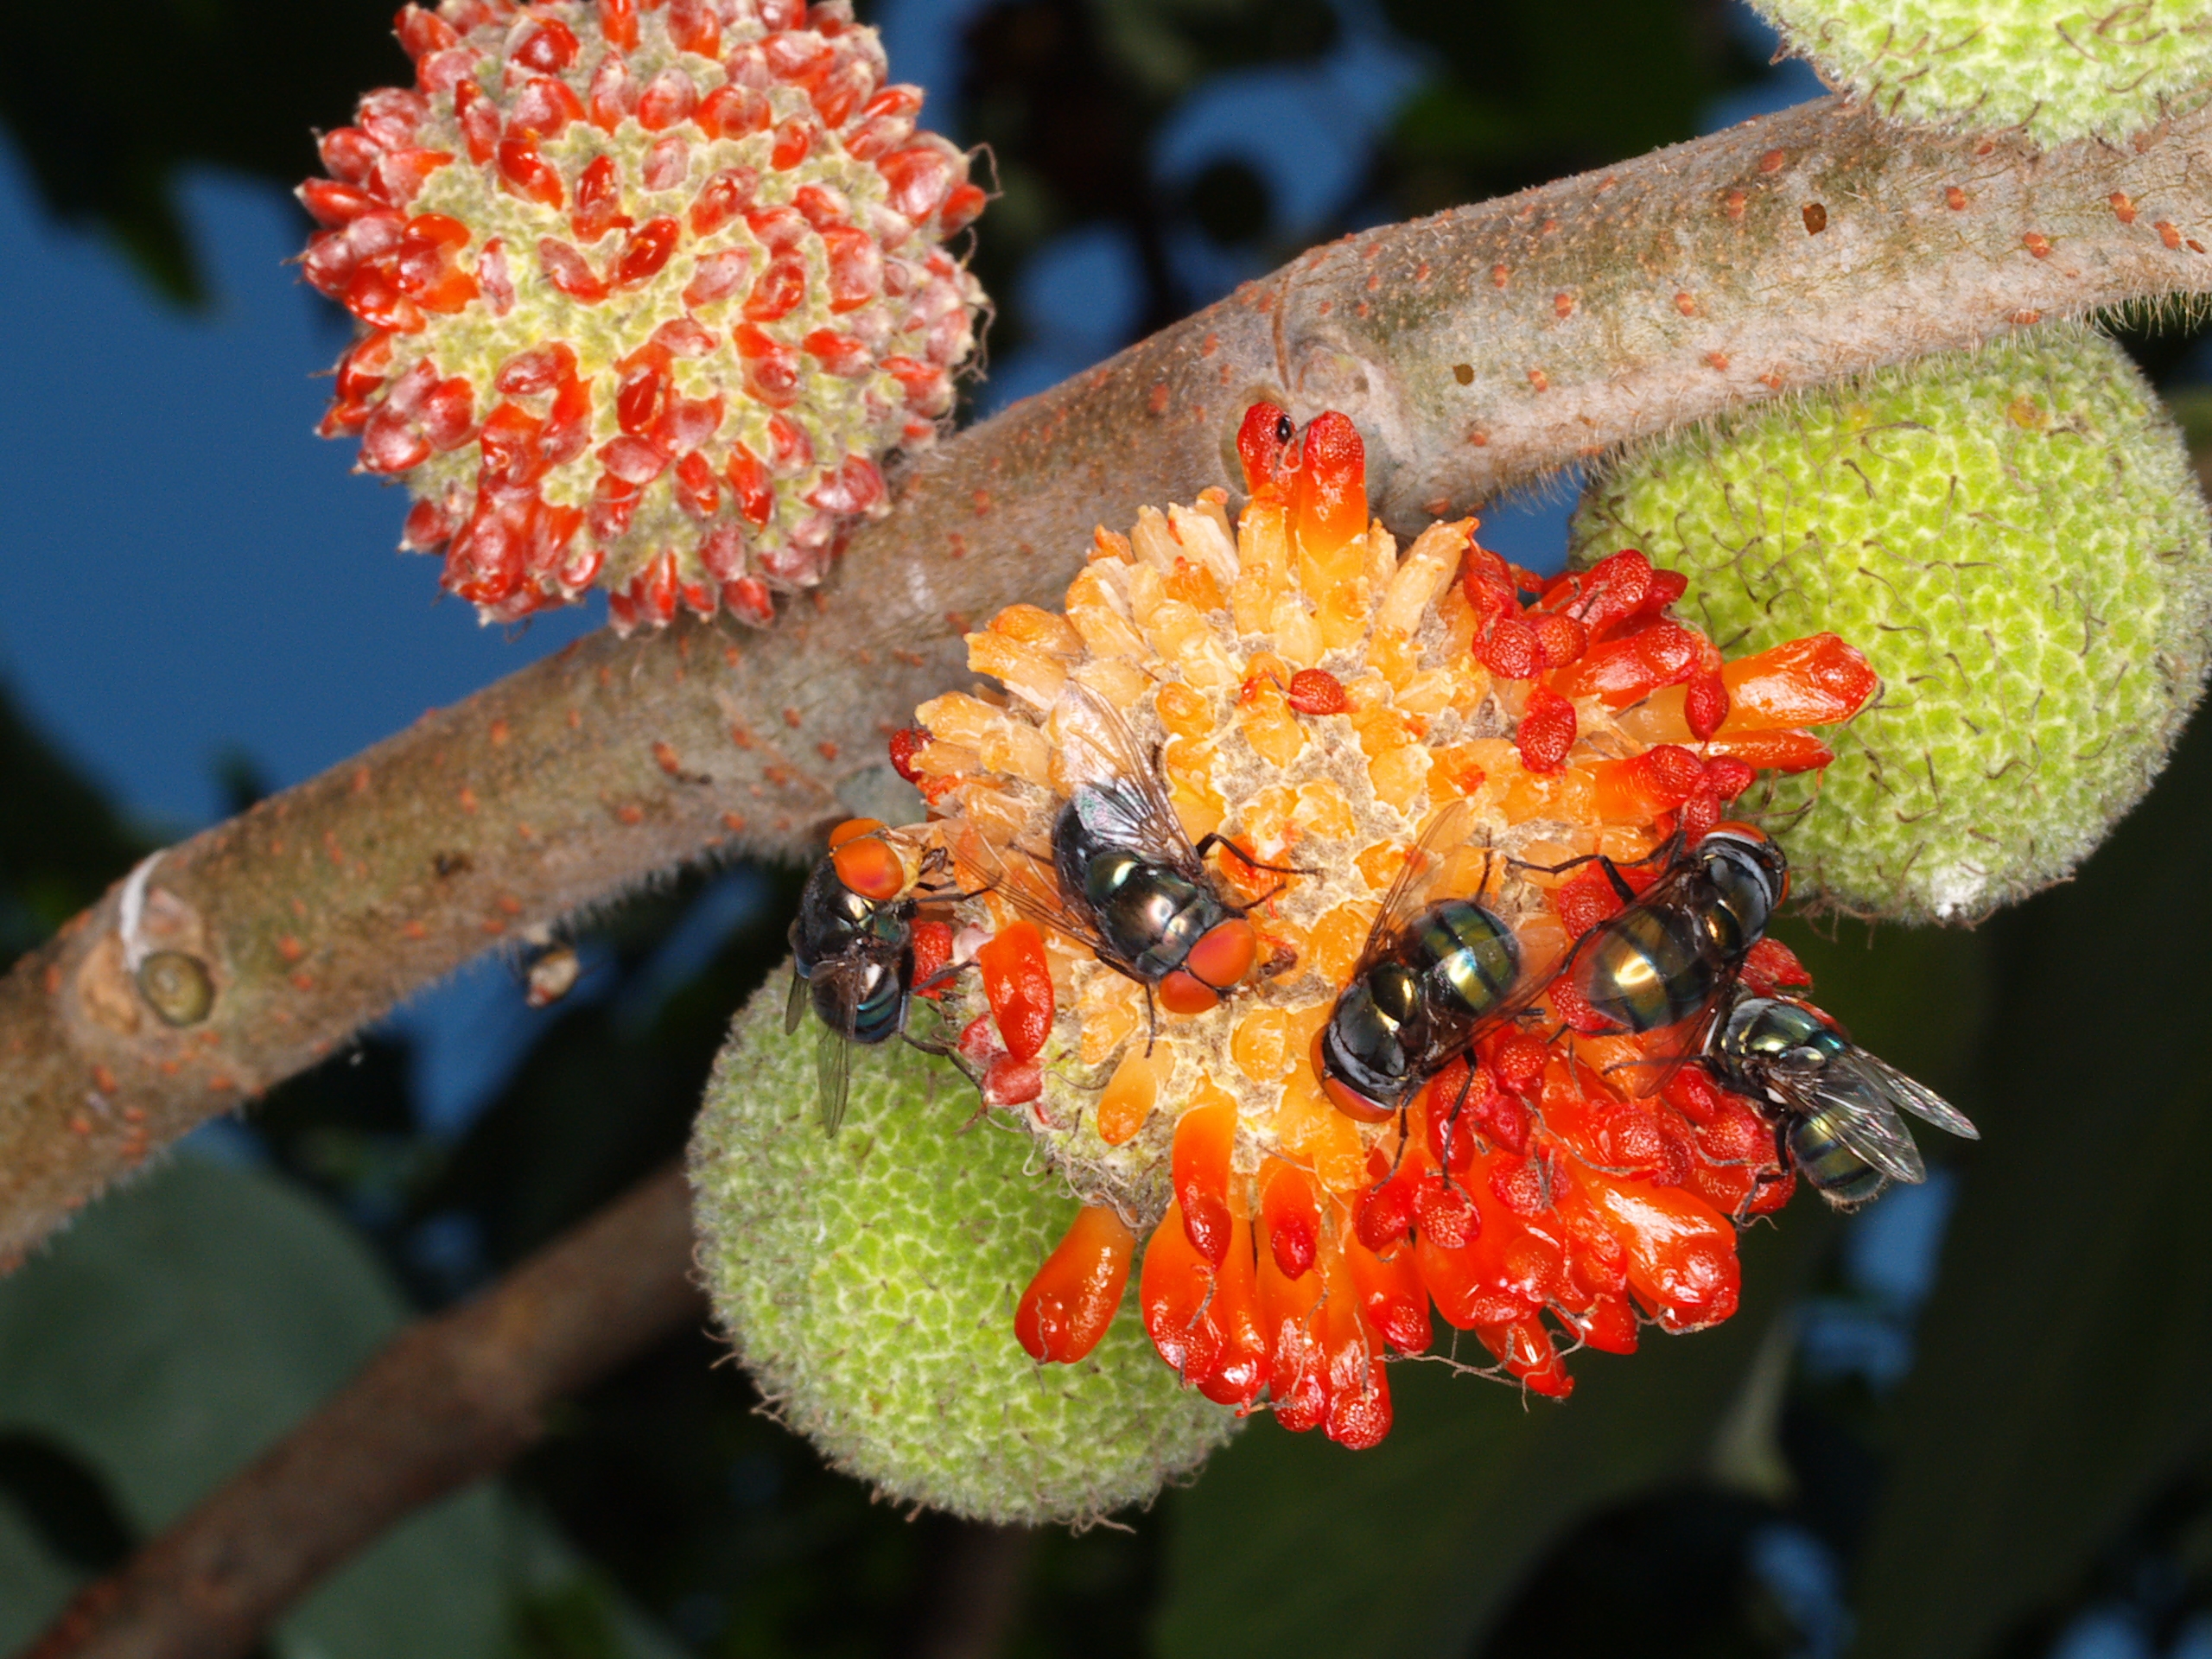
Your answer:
1749,0 -> 2212,148
1569,325 -> 2212,923
690,976 -> 1236,1525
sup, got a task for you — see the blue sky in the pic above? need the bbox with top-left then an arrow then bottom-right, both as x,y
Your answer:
0,154 -> 600,834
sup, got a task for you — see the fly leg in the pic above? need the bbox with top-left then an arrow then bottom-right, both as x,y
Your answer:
1509,829 -> 1684,898
1192,832 -> 1314,879
911,958 -> 976,1000
1507,850 -> 1638,905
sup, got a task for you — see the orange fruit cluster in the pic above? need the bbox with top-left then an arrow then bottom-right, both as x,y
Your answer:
887,404 -> 1875,1446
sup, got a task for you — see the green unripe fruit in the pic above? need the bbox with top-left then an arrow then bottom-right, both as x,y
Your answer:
1750,0 -> 2212,148
1568,325 -> 2212,923
690,975 -> 1236,1525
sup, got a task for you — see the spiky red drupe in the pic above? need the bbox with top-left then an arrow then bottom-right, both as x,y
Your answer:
302,0 -> 984,630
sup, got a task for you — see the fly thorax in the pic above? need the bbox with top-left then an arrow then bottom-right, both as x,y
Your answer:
1077,849 -> 1146,912
1368,960 -> 1423,1035
1099,868 -> 1214,976
1325,975 -> 1412,1095
1703,843 -> 1781,946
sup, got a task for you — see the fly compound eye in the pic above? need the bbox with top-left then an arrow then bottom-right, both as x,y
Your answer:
1311,1026 -> 1397,1124
831,834 -> 908,902
1157,969 -> 1222,1014
1183,918 -> 1257,993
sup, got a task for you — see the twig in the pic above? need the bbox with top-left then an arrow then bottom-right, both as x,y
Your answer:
18,1165 -> 699,1659
4,94 -> 2212,1260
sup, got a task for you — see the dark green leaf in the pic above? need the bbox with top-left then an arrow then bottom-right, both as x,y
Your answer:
0,1155 -> 508,1654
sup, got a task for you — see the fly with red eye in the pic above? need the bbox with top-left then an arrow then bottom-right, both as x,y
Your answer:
787,818 -> 968,1135
962,683 -> 1294,1042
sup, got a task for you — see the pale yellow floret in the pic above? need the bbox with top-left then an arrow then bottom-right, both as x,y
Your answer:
965,632 -> 1070,713
1377,521 -> 1469,636
1129,506 -> 1181,572
1065,567 -> 1152,664
1230,505 -> 1291,636
1167,501 -> 1241,590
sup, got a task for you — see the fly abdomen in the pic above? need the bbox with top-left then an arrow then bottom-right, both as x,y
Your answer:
1410,899 -> 1520,1025
1579,904 -> 1717,1033
1788,1113 -> 1887,1209
812,952 -> 911,1046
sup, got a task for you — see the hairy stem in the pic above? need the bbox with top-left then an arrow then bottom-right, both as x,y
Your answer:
5,93 -> 2212,1259
17,1165 -> 698,1659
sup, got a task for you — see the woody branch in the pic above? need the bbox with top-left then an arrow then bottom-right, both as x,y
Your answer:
1,92 -> 2208,1262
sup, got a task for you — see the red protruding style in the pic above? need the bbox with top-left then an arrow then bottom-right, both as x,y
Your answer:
1259,1162 -> 1321,1280
1236,401 -> 1293,492
887,726 -> 931,786
1173,1102 -> 1238,1268
1198,1217 -> 1270,1408
1742,937 -> 1814,993
1141,1202 -> 1222,1379
1286,668 -> 1350,715
1685,673 -> 1731,741
976,920 -> 1053,1063
1516,686 -> 1578,772
1016,1206 -> 1136,1364
1718,634 -> 1878,730
1287,411 -> 1367,554
909,918 -> 953,995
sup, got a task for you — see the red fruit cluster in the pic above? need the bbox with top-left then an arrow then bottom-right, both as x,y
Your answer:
302,0 -> 983,629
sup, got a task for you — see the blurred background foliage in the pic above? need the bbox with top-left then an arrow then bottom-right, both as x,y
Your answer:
4,0 -> 2212,1656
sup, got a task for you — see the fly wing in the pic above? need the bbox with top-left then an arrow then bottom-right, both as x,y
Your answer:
1052,681 -> 1206,874
1560,836 -> 1719,1098
1804,1079 -> 1929,1185
1823,1046 -> 1980,1143
785,959 -> 810,1036
810,962 -> 863,1136
1561,841 -> 1701,1013
947,815 -> 1112,957
1585,999 -> 1724,1101
1350,798 -> 1475,982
